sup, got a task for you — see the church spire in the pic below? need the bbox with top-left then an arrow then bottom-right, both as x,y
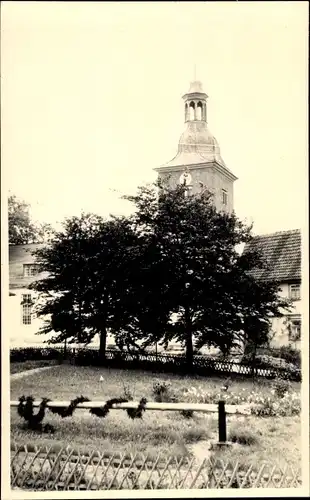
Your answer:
182,80 -> 208,123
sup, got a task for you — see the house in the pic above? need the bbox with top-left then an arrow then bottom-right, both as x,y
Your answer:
8,243 -> 102,348
243,229 -> 302,349
8,244 -> 49,347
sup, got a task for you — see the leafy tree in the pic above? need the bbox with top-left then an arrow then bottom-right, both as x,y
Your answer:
8,194 -> 37,245
30,213 -> 141,359
35,222 -> 55,243
121,181 -> 291,369
8,194 -> 54,244
29,181 -> 291,370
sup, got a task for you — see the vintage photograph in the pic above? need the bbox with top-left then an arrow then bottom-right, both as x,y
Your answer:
1,1 -> 308,496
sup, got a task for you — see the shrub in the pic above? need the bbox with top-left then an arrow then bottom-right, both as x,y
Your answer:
10,347 -> 64,363
250,391 -> 301,417
259,346 -> 301,367
152,380 -> 175,402
278,346 -> 301,367
180,409 -> 194,419
122,383 -> 134,401
272,378 -> 290,398
151,380 -> 194,418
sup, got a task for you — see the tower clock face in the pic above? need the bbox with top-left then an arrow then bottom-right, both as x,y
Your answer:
179,172 -> 192,186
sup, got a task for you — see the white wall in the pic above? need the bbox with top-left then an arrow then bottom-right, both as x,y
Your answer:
8,289 -> 115,349
269,283 -> 301,349
9,288 -> 52,347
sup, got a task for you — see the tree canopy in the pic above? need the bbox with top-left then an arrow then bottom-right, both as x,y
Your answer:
30,182 -> 291,368
119,182 -> 291,366
31,213 -> 143,357
8,194 -> 54,245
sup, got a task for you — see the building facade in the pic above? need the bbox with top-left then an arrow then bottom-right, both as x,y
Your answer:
154,80 -> 237,213
9,244 -> 49,347
243,229 -> 302,349
9,244 -> 103,348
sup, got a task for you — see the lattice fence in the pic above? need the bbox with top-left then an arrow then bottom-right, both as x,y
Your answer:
75,349 -> 301,381
10,346 -> 301,381
11,444 -> 302,490
10,347 -> 301,381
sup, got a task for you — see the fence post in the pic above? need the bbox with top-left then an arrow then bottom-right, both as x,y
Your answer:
71,348 -> 76,365
218,400 -> 227,443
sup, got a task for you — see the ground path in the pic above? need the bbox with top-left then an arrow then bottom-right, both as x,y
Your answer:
188,439 -> 213,462
10,365 -> 55,381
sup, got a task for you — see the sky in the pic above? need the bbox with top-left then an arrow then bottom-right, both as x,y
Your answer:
1,1 -> 308,235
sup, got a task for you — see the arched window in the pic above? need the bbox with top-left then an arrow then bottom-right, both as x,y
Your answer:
189,101 -> 195,121
185,103 -> 188,121
197,101 -> 203,120
203,103 -> 207,121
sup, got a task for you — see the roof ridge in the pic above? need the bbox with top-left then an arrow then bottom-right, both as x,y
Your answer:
252,229 -> 301,239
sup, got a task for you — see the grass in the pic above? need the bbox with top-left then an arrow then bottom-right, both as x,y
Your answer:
213,415 -> 301,471
10,365 -> 301,468
10,360 -> 60,375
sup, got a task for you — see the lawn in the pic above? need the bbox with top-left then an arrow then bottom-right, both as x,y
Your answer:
10,365 -> 301,470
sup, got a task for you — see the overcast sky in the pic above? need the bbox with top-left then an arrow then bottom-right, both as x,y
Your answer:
2,1 -> 308,235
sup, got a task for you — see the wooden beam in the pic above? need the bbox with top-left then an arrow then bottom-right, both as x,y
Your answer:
10,400 -> 250,415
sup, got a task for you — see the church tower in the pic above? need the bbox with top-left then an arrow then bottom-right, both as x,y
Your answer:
154,80 -> 237,213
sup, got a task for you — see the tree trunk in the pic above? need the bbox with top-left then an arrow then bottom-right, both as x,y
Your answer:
63,338 -> 67,361
78,300 -> 82,343
185,332 -> 194,371
184,308 -> 193,372
99,326 -> 107,362
251,343 -> 257,381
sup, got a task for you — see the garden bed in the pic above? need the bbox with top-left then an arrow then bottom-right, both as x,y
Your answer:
10,365 -> 301,469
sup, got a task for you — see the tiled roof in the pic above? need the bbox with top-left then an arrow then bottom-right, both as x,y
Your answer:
9,243 -> 45,263
9,243 -> 46,289
243,229 -> 301,283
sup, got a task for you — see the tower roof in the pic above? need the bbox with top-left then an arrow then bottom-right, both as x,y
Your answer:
188,80 -> 203,93
161,120 -> 228,170
183,80 -> 208,97
156,80 -> 236,179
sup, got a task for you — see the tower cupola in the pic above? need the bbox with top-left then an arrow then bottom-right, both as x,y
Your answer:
182,80 -> 208,123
